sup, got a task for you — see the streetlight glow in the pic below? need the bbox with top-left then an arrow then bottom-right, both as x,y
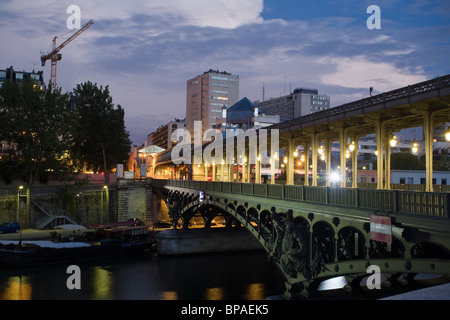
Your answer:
349,141 -> 356,152
411,141 -> 419,153
390,135 -> 398,147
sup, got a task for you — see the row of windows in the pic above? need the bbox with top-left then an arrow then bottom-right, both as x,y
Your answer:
399,177 -> 447,185
211,89 -> 228,94
211,82 -> 229,88
211,103 -> 228,107
211,76 -> 236,82
212,96 -> 228,101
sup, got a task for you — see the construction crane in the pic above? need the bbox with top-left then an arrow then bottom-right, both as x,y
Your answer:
41,20 -> 94,90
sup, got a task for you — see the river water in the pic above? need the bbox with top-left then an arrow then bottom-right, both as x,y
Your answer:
0,250 -> 286,300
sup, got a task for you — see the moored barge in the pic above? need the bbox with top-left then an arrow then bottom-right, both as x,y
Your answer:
0,221 -> 156,267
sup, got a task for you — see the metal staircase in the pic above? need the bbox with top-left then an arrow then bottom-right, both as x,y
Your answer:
32,199 -> 77,229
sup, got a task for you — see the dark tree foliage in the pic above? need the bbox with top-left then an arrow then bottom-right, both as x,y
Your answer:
70,81 -> 131,184
0,79 -> 72,186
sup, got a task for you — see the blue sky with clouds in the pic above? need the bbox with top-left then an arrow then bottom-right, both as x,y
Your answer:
1,0 -> 449,145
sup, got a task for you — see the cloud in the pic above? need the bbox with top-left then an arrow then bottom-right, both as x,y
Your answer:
1,0 -> 448,145
317,55 -> 427,92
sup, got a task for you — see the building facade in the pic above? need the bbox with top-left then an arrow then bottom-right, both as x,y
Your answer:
0,66 -> 44,89
217,97 -> 280,133
186,69 -> 239,141
255,88 -> 330,121
146,118 -> 186,150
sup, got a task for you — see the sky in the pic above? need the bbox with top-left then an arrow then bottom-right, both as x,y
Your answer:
1,0 -> 449,145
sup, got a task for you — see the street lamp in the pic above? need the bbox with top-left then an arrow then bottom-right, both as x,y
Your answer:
100,185 -> 108,224
390,135 -> 398,147
411,141 -> 419,154
16,186 -> 23,223
349,141 -> 356,152
445,127 -> 450,141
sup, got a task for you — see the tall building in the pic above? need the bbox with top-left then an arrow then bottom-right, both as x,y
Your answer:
255,88 -> 330,121
186,69 -> 239,141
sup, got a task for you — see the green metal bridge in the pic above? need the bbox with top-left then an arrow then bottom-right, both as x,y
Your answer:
153,178 -> 450,298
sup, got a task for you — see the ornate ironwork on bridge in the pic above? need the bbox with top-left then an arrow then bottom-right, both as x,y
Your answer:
153,179 -> 450,298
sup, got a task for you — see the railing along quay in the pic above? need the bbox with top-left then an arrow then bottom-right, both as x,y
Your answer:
155,179 -> 450,219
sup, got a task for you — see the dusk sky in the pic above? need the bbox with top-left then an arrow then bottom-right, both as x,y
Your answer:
1,0 -> 449,145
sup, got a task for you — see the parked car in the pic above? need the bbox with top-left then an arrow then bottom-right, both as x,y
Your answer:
0,222 -> 20,234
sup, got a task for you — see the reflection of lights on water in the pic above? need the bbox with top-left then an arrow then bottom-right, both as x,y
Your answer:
317,276 -> 348,291
244,283 -> 266,300
1,276 -> 32,300
204,287 -> 225,300
91,267 -> 113,299
160,291 -> 178,300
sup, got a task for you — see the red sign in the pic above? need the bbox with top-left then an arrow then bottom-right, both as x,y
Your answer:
370,215 -> 392,243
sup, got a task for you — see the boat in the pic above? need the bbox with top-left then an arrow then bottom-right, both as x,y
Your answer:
0,220 -> 156,267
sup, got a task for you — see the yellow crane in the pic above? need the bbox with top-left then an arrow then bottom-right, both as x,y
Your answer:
41,20 -> 94,90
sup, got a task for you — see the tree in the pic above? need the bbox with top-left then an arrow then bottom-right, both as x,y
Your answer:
390,151 -> 424,170
0,79 -> 72,227
70,81 -> 131,185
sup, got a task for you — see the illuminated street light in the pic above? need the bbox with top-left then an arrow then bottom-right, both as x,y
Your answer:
318,145 -> 324,155
446,127 -> 450,141
345,150 -> 350,159
293,150 -> 298,157
390,135 -> 398,147
411,141 -> 419,154
329,172 -> 341,184
16,186 -> 24,223
349,141 -> 356,152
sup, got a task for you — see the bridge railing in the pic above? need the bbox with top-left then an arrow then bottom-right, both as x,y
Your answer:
157,179 -> 449,219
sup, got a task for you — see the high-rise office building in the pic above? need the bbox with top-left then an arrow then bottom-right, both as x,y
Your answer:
255,88 -> 330,121
186,69 -> 239,141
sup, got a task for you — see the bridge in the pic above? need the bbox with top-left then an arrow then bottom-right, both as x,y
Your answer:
134,75 -> 450,298
152,178 -> 450,298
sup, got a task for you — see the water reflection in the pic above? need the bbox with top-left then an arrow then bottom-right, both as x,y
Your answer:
317,276 -> 347,291
244,283 -> 266,300
0,251 -> 285,300
161,291 -> 178,300
91,267 -> 114,300
204,287 -> 225,300
1,276 -> 32,300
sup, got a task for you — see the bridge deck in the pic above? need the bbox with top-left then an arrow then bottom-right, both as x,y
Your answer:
160,179 -> 449,220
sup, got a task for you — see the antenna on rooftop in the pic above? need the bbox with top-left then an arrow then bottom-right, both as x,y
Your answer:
262,82 -> 265,101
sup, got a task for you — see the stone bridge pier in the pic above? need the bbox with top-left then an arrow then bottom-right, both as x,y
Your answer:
116,179 -> 167,225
